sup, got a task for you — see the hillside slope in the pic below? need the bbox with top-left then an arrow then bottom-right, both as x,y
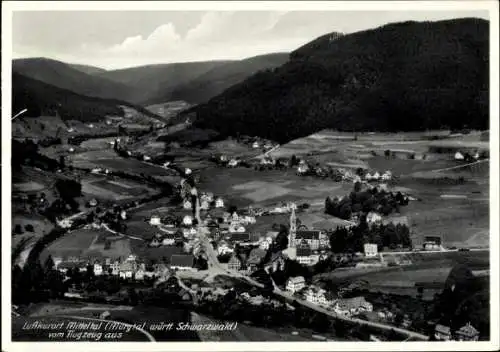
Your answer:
13,58 -> 137,102
165,53 -> 289,104
12,72 -> 160,123
191,18 -> 489,143
98,60 -> 231,104
68,63 -> 107,75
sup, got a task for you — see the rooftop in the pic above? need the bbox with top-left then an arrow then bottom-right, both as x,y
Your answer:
336,296 -> 371,310
170,254 -> 195,267
435,324 -> 451,334
287,276 -> 305,284
296,230 -> 321,239
456,323 -> 479,336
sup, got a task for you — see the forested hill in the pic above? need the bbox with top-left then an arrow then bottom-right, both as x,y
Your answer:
190,18 -> 489,143
12,72 -> 161,122
165,53 -> 289,104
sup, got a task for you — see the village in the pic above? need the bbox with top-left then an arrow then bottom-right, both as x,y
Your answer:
38,148 -> 485,343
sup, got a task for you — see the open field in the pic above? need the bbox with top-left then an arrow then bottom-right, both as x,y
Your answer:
198,167 -> 353,208
396,177 -> 489,248
316,250 -> 488,286
79,174 -> 159,203
40,228 -> 134,261
271,130 -> 488,166
79,137 -> 129,150
72,153 -> 175,176
12,181 -> 46,193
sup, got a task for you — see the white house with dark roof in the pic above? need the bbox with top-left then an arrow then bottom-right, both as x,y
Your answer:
119,261 -> 136,279
364,243 -> 378,257
217,241 -> 234,255
294,230 -> 325,250
286,276 -> 306,293
434,324 -> 452,341
182,215 -> 193,226
304,286 -> 332,307
334,296 -> 373,317
93,261 -> 103,276
367,212 -> 383,225
150,215 -> 161,226
183,199 -> 192,210
162,233 -> 176,246
215,197 -> 225,208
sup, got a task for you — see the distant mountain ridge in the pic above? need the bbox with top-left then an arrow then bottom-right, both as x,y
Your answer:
68,63 -> 107,75
189,18 -> 489,143
157,53 -> 289,104
13,57 -> 138,102
13,53 -> 292,107
97,61 -> 232,104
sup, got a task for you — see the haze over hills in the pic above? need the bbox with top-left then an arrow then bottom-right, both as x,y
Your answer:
165,53 -> 289,104
13,53 -> 292,107
97,60 -> 232,105
13,58 -> 138,102
68,63 -> 107,75
190,18 -> 489,143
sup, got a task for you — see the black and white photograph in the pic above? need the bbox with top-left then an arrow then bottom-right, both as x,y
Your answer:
2,1 -> 499,351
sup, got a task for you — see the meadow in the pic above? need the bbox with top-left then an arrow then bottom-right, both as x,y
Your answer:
198,166 -> 353,208
316,249 -> 488,285
40,228 -> 133,261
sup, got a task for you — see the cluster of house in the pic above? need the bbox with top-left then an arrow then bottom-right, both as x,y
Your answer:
364,170 -> 393,182
285,276 -> 374,317
454,151 -> 481,161
434,322 -> 480,341
182,192 -> 225,211
53,253 -> 198,281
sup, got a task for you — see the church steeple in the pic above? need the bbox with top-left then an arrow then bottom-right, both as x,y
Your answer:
289,203 -> 297,248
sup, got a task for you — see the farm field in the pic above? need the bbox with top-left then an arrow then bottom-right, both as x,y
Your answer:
396,177 -> 489,248
79,137 -> 128,150
72,154 -> 175,176
271,130 -> 488,166
315,250 -> 489,287
198,167 -> 353,208
41,228 -> 133,262
82,178 -> 153,200
12,181 -> 46,193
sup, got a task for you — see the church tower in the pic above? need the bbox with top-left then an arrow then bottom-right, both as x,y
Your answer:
289,203 -> 297,248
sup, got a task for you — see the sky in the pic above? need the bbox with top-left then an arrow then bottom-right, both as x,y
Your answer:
12,10 -> 489,70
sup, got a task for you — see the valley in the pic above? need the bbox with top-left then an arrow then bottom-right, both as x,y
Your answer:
9,14 -> 491,344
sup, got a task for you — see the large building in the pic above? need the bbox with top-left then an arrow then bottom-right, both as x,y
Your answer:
364,243 -> 378,257
294,230 -> 323,250
286,276 -> 306,293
